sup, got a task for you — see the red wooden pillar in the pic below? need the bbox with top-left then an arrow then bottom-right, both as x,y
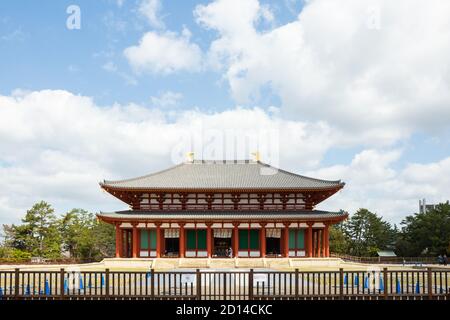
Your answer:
206,224 -> 212,258
307,223 -> 313,257
233,223 -> 239,258
314,230 -> 318,257
124,231 -> 129,257
156,223 -> 161,258
321,227 -> 326,258
115,223 -> 122,258
324,224 -> 330,257
317,229 -> 322,257
179,223 -> 185,258
132,223 -> 138,258
260,223 -> 266,258
283,224 -> 289,257
316,230 -> 320,257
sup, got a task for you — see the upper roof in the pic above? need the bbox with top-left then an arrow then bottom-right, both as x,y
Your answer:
100,160 -> 344,191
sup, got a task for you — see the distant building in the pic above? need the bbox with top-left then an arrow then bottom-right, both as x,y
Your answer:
376,250 -> 397,263
419,199 -> 442,214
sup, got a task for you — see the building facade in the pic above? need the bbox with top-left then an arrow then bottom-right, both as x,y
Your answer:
97,159 -> 348,259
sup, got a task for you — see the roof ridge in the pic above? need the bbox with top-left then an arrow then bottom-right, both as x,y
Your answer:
191,159 -> 255,163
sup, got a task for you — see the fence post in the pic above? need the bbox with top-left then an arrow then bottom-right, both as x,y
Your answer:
249,269 -> 254,300
14,268 -> 20,299
427,267 -> 433,300
295,269 -> 299,299
105,269 -> 110,299
196,269 -> 201,300
150,269 -> 155,299
60,268 -> 65,299
223,272 -> 227,300
383,268 -> 388,299
339,268 -> 344,299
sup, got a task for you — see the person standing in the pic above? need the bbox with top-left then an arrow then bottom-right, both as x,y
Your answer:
444,254 -> 448,266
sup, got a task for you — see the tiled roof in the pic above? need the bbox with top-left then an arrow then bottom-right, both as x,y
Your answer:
100,160 -> 344,190
97,210 -> 347,220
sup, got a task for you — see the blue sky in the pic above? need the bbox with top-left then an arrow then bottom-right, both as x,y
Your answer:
0,0 -> 449,225
0,0 -> 298,109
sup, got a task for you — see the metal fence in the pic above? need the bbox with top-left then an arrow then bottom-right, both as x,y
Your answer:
0,268 -> 449,300
330,253 -> 438,265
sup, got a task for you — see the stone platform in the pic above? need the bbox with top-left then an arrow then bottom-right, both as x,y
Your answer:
101,257 -> 346,270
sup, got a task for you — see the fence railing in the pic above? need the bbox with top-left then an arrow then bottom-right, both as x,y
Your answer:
0,258 -> 100,265
0,268 -> 448,300
330,253 -> 438,265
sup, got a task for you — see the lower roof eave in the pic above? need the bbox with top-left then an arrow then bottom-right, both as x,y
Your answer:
96,210 -> 349,224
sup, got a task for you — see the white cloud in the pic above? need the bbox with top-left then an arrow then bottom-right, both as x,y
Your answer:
124,28 -> 203,74
0,89 -> 448,225
0,90 -> 333,225
151,91 -> 183,108
195,0 -> 271,36
310,149 -> 450,224
139,0 -> 165,29
195,0 -> 450,146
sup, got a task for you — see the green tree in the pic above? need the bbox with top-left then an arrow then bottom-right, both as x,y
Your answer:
329,224 -> 349,254
92,219 -> 115,258
60,209 -> 92,258
3,201 -> 61,258
22,201 -> 58,256
396,202 -> 450,256
344,208 -> 396,256
2,201 -> 115,261
60,209 -> 115,259
3,223 -> 34,251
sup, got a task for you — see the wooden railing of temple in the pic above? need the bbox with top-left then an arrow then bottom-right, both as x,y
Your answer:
0,268 -> 448,300
137,204 -> 309,211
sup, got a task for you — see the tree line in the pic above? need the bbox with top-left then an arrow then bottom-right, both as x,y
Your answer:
1,201 -> 449,261
0,201 -> 114,262
330,203 -> 450,257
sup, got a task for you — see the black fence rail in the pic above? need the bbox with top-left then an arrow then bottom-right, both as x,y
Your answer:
0,268 -> 449,300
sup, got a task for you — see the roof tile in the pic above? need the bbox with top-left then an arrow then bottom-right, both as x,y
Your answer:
101,160 -> 344,190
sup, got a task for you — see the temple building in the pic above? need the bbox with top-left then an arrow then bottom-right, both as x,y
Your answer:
97,156 -> 348,259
